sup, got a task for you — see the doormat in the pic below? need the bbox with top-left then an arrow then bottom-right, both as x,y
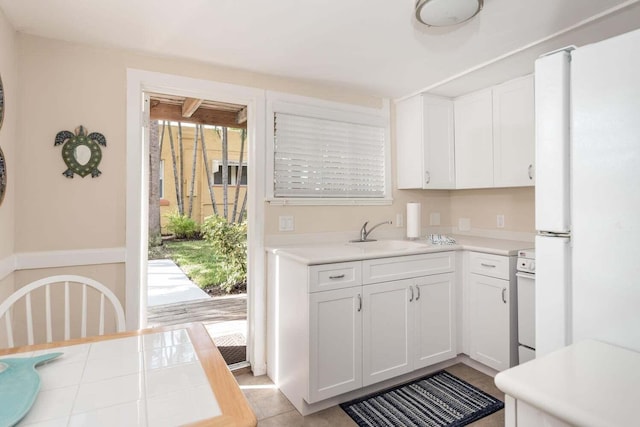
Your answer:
340,370 -> 503,427
213,333 -> 246,366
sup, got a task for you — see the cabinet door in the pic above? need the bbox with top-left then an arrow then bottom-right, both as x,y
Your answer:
493,75 -> 535,187
308,287 -> 362,402
414,273 -> 456,369
423,96 -> 455,189
362,279 -> 414,386
454,88 -> 494,189
395,95 -> 455,189
396,95 -> 424,189
469,273 -> 510,371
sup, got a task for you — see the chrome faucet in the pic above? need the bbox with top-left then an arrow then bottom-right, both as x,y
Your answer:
353,220 -> 392,242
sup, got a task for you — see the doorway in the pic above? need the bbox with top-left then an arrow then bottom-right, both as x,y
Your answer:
125,70 -> 268,375
146,99 -> 250,367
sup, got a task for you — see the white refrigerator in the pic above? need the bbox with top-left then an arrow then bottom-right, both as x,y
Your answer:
535,28 -> 640,358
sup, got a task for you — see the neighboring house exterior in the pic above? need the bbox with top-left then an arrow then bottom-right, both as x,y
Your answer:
157,123 -> 247,232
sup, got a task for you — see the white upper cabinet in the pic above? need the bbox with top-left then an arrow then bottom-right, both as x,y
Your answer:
396,94 -> 455,189
454,88 -> 494,189
454,75 -> 535,189
493,75 -> 535,187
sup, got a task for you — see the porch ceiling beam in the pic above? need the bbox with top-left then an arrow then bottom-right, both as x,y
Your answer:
182,98 -> 203,118
150,103 -> 247,129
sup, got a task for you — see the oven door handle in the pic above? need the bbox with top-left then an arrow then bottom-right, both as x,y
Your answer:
516,271 -> 535,279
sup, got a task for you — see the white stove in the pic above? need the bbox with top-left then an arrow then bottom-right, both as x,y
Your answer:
517,248 -> 536,364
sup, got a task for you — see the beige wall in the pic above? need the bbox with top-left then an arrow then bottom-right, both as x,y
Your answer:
10,32 -> 534,278
14,34 -> 386,254
450,187 -> 535,232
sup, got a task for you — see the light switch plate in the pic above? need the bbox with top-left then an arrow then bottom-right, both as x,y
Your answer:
279,215 -> 294,232
458,218 -> 471,231
497,214 -> 505,228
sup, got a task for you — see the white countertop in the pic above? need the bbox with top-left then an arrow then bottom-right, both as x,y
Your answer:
267,234 -> 533,265
494,340 -> 640,427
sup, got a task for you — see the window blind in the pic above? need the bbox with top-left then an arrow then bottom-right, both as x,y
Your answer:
273,113 -> 386,198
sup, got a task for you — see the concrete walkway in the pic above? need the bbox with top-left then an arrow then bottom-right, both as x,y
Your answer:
147,259 -> 210,307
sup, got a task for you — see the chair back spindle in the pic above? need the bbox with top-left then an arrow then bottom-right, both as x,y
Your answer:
0,275 -> 125,348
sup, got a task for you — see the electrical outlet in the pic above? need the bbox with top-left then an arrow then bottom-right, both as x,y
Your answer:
279,215 -> 294,232
497,214 -> 505,229
458,218 -> 471,231
430,212 -> 441,226
395,213 -> 404,227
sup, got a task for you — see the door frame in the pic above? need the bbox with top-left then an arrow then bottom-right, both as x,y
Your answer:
126,69 -> 267,374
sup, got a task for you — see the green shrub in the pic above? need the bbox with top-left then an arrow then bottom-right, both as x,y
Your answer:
165,211 -> 199,239
201,215 -> 247,292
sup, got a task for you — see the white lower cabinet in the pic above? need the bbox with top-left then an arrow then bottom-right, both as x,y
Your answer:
362,279 -> 414,386
308,286 -> 363,402
267,251 -> 456,414
468,252 -> 518,371
362,272 -> 457,386
414,273 -> 456,368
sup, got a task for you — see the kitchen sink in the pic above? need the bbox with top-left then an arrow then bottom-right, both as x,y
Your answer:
346,239 -> 426,252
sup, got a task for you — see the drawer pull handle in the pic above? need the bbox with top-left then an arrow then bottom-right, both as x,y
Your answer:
357,294 -> 362,312
480,263 -> 496,268
329,274 -> 345,280
416,285 -> 421,301
410,286 -> 415,302
502,288 -> 507,304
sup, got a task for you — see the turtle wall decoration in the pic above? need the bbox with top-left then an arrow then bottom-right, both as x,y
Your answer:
54,125 -> 106,178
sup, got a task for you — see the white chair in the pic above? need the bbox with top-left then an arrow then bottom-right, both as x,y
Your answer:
0,275 -> 126,348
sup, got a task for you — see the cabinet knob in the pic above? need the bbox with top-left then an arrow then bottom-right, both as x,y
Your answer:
502,288 -> 507,304
425,171 -> 431,184
357,294 -> 362,312
409,286 -> 414,302
416,285 -> 421,301
528,164 -> 534,180
329,274 -> 345,280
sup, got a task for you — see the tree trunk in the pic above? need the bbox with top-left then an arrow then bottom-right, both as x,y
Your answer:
239,188 -> 248,223
178,122 -> 185,216
199,124 -> 218,215
167,121 -> 183,215
188,125 -> 199,218
222,127 -> 229,220
231,129 -> 246,223
148,120 -> 161,245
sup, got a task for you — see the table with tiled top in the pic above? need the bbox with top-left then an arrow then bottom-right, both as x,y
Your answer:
0,323 -> 256,427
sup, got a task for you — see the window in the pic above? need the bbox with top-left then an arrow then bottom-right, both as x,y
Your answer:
267,94 -> 391,205
159,160 -> 165,199
212,161 -> 248,185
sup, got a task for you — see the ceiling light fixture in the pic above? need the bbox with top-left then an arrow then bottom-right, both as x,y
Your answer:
415,0 -> 483,27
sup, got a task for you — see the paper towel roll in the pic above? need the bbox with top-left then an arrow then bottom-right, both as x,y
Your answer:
406,202 -> 421,240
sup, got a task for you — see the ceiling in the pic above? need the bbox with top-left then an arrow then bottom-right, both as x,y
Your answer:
2,0 -> 640,98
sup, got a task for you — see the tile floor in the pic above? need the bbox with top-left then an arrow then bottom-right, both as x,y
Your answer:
235,363 -> 504,426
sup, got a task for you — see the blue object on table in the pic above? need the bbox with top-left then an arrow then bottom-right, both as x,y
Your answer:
0,352 -> 63,426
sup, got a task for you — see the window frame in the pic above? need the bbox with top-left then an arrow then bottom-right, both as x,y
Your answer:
265,91 -> 392,206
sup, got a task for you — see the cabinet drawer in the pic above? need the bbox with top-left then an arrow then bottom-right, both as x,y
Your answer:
469,252 -> 510,279
362,252 -> 454,284
309,262 -> 361,292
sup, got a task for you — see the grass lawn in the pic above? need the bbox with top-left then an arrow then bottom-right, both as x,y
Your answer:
149,239 -> 224,290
